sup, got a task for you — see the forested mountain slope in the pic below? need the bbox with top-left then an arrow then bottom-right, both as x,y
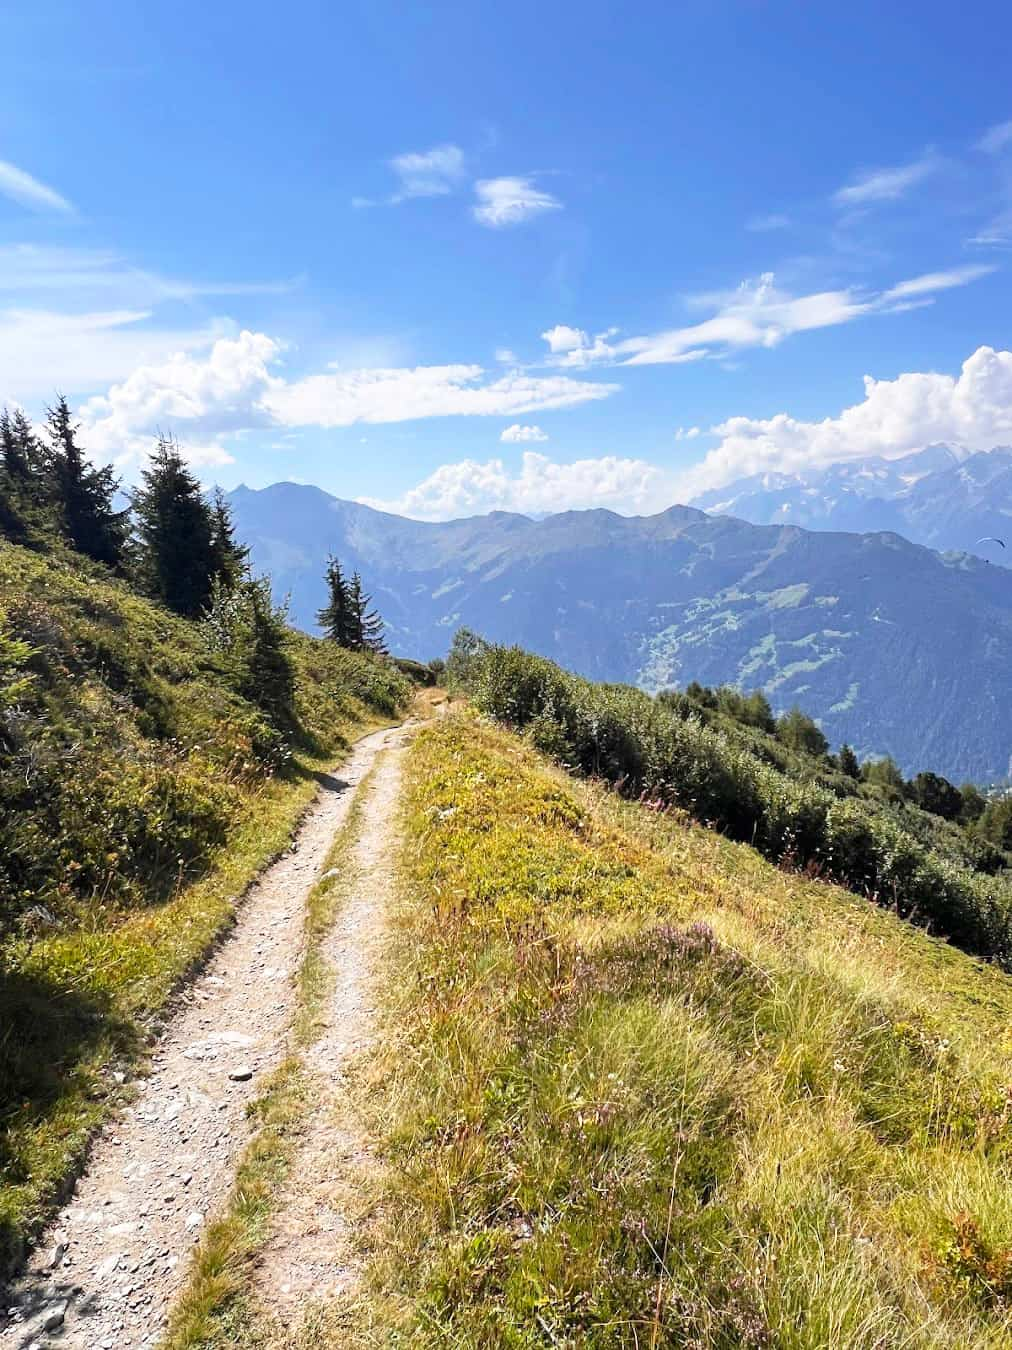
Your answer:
230,482 -> 1012,779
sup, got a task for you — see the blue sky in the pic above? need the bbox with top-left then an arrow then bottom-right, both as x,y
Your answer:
3,0 -> 1012,517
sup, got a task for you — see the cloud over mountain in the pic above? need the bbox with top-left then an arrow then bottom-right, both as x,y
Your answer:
681,345 -> 1012,495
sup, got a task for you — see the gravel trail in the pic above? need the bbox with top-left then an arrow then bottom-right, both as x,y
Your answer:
251,731 -> 409,1323
0,723 -> 405,1350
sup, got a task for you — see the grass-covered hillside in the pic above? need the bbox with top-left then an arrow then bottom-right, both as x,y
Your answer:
448,635 -> 1012,967
0,540 -> 410,1270
366,712 -> 1012,1345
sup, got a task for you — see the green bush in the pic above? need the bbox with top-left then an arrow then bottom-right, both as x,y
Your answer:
0,544 -> 411,938
456,638 -> 1012,965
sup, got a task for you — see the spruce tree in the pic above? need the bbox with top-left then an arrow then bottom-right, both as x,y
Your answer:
0,409 -> 54,544
132,437 -> 218,617
317,555 -> 352,645
838,743 -> 860,779
209,488 -> 249,589
347,571 -> 387,653
46,396 -> 128,566
0,410 -> 29,543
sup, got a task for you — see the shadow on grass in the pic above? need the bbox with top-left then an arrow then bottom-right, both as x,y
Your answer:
0,962 -> 138,1274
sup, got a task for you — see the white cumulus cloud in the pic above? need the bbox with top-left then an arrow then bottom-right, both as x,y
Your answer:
473,176 -> 562,227
500,423 -> 548,443
79,329 -> 280,466
0,159 -> 73,212
362,450 -> 673,520
678,345 -> 1012,497
75,331 -> 618,465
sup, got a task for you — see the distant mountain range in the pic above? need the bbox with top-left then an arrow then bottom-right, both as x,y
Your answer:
228,481 -> 1012,781
690,444 -> 1012,559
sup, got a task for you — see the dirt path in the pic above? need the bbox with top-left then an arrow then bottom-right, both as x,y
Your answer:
0,723 -> 405,1350
251,732 -> 407,1324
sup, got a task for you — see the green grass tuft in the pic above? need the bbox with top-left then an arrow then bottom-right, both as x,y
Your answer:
357,712 -> 1012,1346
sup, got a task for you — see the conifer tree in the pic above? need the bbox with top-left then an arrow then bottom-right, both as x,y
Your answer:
348,571 -> 387,653
205,574 -> 295,727
46,395 -> 128,566
132,437 -> 218,617
0,409 -> 55,543
317,555 -> 353,645
0,410 -> 30,543
838,743 -> 860,779
209,488 -> 249,589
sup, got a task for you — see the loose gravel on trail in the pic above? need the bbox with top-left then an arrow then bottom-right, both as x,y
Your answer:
0,723 -> 405,1350
252,732 -> 409,1320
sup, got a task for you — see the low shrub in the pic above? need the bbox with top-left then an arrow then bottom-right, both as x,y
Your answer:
0,545 -> 411,938
452,636 -> 1012,964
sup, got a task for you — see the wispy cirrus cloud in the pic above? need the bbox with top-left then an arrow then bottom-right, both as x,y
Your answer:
0,159 -> 73,213
968,212 -> 1012,248
0,244 -> 299,306
745,213 -> 791,232
0,244 -> 301,404
0,307 -> 233,403
977,120 -> 1012,155
472,176 -> 562,227
388,144 -> 465,201
353,143 -> 465,208
538,264 -> 994,369
881,264 -> 995,300
832,153 -> 939,206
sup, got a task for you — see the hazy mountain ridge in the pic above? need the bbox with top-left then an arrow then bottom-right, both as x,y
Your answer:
690,444 -> 1012,557
229,482 -> 1012,780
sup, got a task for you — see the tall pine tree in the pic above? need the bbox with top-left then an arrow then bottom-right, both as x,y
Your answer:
317,559 -> 387,653
317,555 -> 353,645
348,571 -> 387,653
0,410 -> 33,543
46,396 -> 128,566
132,437 -> 219,617
209,488 -> 249,589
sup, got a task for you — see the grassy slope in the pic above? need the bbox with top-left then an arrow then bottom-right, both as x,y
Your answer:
0,543 -> 409,1270
362,712 -> 1012,1347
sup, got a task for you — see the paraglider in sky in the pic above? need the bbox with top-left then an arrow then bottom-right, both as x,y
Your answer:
976,536 -> 1006,549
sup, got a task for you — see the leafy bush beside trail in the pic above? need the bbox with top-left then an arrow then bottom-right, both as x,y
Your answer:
0,545 -> 410,939
449,634 -> 1012,964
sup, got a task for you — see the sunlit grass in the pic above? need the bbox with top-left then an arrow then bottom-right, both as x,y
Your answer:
356,711 -> 1012,1346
